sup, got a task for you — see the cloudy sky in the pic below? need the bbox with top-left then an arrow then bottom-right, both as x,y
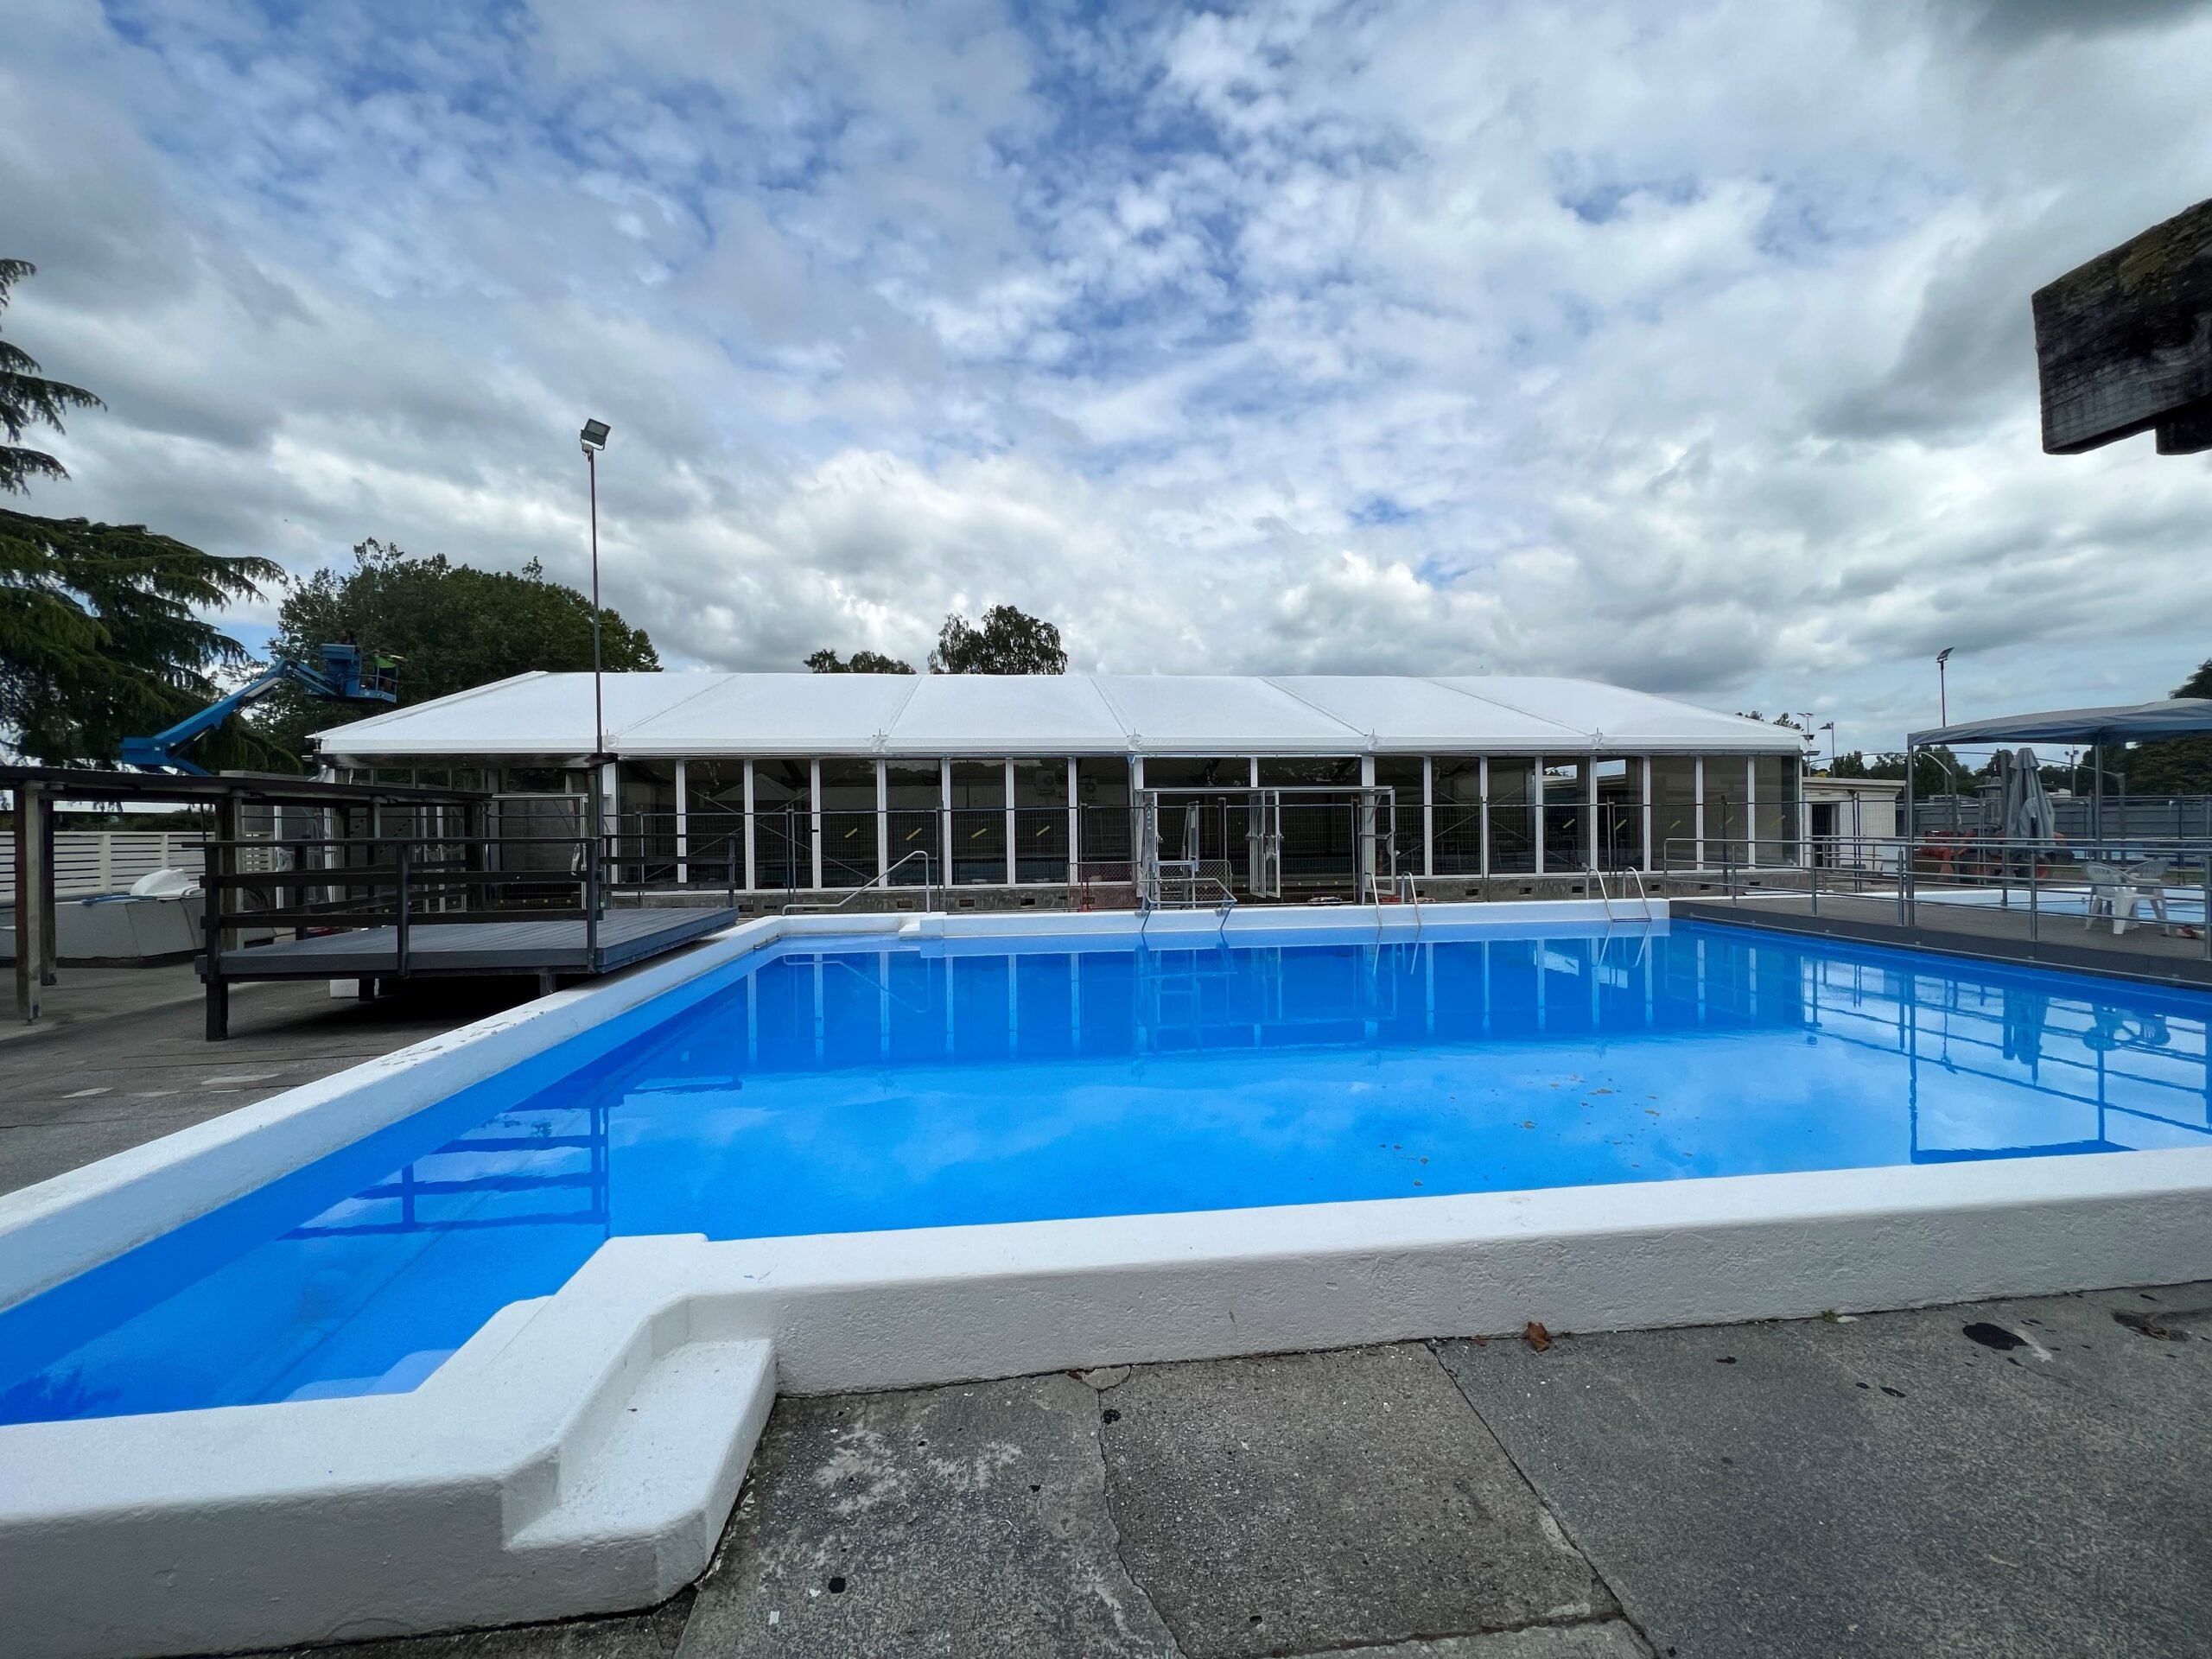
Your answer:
5,0 -> 2210,754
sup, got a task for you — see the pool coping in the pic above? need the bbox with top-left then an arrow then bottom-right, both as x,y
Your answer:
4,900 -> 2210,1659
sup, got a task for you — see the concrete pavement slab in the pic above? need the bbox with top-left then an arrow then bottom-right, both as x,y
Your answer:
1100,1343 -> 1618,1659
677,1373 -> 1180,1659
1437,1284 -> 2212,1659
1277,1627 -> 1649,1658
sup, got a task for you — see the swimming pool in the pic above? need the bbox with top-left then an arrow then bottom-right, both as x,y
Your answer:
6,917 -> 2207,1427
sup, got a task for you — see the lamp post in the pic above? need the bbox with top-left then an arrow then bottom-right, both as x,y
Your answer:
1936,646 -> 1955,728
579,418 -> 611,758
1820,721 -> 1836,769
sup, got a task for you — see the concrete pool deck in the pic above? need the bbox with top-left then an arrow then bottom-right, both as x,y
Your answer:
6,928 -> 2211,1657
192,1281 -> 2209,1659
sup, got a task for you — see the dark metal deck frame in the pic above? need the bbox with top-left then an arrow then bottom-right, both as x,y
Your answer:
5,765 -> 487,1027
200,830 -> 736,1038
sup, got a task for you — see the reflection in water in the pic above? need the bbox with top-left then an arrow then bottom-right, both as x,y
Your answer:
3,920 -> 2206,1425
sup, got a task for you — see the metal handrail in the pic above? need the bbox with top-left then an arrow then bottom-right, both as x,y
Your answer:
1656,832 -> 2212,959
1624,866 -> 1654,924
1588,865 -> 1614,924
782,849 -> 936,915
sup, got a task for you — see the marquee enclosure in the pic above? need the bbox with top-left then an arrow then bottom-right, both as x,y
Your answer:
313,672 -> 1808,895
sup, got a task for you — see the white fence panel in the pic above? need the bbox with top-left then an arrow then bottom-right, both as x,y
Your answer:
0,831 -> 208,897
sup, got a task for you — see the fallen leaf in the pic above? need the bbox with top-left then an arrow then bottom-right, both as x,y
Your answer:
1525,1321 -> 1553,1353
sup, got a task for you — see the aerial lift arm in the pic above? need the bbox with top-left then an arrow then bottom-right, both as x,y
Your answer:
120,645 -> 397,774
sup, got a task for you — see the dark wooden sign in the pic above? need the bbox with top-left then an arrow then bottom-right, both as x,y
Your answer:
2032,196 -> 2212,455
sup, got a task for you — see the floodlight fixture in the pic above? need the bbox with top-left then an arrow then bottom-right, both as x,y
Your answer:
580,417 -> 610,453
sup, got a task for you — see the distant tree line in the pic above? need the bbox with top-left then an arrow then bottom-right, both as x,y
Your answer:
808,603 -> 1067,676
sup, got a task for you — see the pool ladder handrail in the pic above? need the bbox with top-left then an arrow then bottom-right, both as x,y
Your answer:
1588,864 -> 1615,925
782,849 -> 936,915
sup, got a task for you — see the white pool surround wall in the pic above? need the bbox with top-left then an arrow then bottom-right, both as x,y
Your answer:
4,904 -> 2211,1659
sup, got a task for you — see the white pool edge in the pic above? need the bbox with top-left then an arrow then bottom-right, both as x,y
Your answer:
3,900 -> 2209,1659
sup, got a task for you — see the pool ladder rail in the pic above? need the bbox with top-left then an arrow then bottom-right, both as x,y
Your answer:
1589,865 -> 1655,926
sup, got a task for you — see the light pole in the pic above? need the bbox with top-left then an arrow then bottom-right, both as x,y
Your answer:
1936,646 -> 1955,728
580,418 -> 611,759
1820,721 -> 1836,770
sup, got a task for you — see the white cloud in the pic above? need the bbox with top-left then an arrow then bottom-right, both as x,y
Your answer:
2,0 -> 2209,760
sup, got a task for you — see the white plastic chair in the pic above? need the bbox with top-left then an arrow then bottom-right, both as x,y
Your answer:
2086,858 -> 2171,936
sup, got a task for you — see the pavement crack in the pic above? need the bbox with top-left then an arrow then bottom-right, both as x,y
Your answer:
1423,1337 -> 1659,1657
1090,1371 -> 1192,1659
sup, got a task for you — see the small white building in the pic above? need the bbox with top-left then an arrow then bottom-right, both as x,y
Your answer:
314,671 -> 1808,898
1801,775 -> 1904,869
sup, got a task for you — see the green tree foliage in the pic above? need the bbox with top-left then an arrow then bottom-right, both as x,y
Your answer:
0,260 -> 283,768
2124,657 -> 2212,796
1,512 -> 288,768
929,605 -> 1067,675
257,538 -> 659,760
1830,746 -> 1967,798
805,647 -> 914,673
0,260 -> 100,495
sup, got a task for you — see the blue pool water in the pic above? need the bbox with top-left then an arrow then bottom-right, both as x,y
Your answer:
3,920 -> 2207,1425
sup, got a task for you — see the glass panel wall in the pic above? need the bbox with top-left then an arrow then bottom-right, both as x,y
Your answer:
1373,757 -> 1424,880
1260,757 -> 1356,889
682,760 -> 746,883
1540,759 -> 1586,872
1146,757 -> 1249,881
1011,759 -> 1070,883
1708,756 -> 1748,869
1649,756 -> 1697,870
1752,755 -> 1801,867
818,760 -> 879,887
616,760 -> 679,883
1487,759 -> 1536,874
1594,757 -> 1643,870
753,759 -> 810,890
884,760 -> 940,885
1432,757 -> 1481,875
1075,755 -> 1131,869
950,760 -> 1006,884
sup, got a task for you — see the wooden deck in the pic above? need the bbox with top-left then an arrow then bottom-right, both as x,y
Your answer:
214,906 -> 739,980
1673,893 -> 2212,991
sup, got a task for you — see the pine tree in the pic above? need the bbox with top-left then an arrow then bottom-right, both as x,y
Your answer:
0,260 -> 283,767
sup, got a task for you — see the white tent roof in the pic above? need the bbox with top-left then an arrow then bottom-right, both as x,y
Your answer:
314,671 -> 1803,760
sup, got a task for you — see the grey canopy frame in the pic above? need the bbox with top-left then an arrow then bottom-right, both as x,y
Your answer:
1903,698 -> 2212,842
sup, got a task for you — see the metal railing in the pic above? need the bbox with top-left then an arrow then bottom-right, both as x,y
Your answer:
1662,832 -> 2212,960
783,850 -> 936,915
201,833 -> 610,975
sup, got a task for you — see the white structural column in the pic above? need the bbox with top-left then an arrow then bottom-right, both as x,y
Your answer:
1533,755 -> 1545,877
1585,760 -> 1599,870
1640,758 -> 1653,874
1744,755 -> 1757,868
742,760 -> 757,892
1478,757 -> 1491,878
875,761 -> 889,882
674,759 -> 689,887
809,759 -> 824,892
1004,758 -> 1017,887
1065,758 -> 1079,880
1422,756 -> 1433,880
1358,753 -> 1377,892
1693,756 -> 1705,870
942,765 -> 960,898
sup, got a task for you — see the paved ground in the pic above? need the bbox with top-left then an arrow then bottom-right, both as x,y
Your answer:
0,963 -> 532,1197
10,965 -> 2209,1658
234,1283 -> 2209,1659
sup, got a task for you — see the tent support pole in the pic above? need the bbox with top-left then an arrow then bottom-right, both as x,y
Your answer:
1900,740 -> 1914,925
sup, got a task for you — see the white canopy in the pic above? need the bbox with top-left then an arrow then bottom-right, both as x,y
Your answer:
314,672 -> 1803,760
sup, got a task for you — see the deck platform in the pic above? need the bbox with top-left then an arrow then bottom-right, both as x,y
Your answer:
214,907 -> 738,980
1674,892 -> 2212,991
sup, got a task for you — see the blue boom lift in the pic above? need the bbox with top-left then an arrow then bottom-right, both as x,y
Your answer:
120,645 -> 398,774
